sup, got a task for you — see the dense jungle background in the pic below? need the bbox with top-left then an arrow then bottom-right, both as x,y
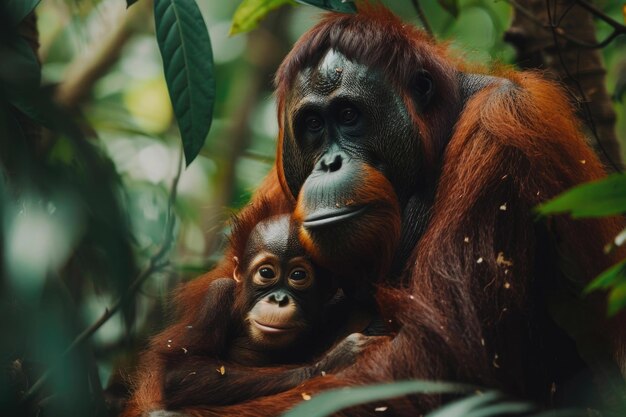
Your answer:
1,0 -> 626,416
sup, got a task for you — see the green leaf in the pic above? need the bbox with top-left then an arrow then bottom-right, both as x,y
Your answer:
127,0 -> 139,8
608,282 -> 626,316
281,380 -> 471,417
4,0 -> 41,26
530,411 -> 588,417
585,258 -> 626,293
535,174 -> 626,218
154,0 -> 215,166
437,0 -> 459,17
296,0 -> 356,13
584,259 -> 626,316
230,0 -> 293,36
427,392 -> 535,417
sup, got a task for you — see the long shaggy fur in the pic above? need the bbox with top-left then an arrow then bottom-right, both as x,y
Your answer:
122,6 -> 626,417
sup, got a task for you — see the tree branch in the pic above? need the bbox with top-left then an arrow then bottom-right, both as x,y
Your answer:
507,0 -> 626,49
544,0 -> 622,173
505,0 -> 623,170
54,1 -> 148,109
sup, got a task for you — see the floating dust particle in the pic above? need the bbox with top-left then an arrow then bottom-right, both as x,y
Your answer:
409,295 -> 415,300
551,382 -> 557,395
345,199 -> 355,206
536,191 -> 541,196
335,202 -> 340,208
480,338 -> 485,346
493,354 -> 500,368
217,365 -> 225,375
168,339 -> 172,343
477,257 -> 484,264
464,237 -> 470,243
580,160 -> 586,164
302,393 -> 312,401
499,203 -> 507,211
335,67 -> 343,73
614,228 -> 626,247
167,344 -> 171,348
186,325 -> 193,329
504,269 -> 509,275
321,371 -> 327,376
496,252 -> 513,267
504,282 -> 511,289
375,406 -> 388,412
182,347 -> 188,354
501,174 -> 508,180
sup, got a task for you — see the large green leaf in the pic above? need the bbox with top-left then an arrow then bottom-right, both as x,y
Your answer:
4,0 -> 41,26
230,0 -> 293,36
427,392 -> 532,417
296,0 -> 356,13
535,174 -> 626,218
281,380 -> 471,417
154,0 -> 215,166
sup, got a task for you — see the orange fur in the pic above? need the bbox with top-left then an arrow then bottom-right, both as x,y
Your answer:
123,6 -> 626,417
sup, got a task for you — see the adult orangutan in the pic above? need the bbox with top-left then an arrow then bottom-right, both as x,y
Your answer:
123,5 -> 626,417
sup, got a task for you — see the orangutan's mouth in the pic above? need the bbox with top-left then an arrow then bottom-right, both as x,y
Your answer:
303,206 -> 367,228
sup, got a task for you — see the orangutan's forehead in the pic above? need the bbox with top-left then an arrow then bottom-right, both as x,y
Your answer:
290,50 -> 383,103
244,215 -> 304,263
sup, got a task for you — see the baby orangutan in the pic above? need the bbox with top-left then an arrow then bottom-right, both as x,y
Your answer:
162,211 -> 379,409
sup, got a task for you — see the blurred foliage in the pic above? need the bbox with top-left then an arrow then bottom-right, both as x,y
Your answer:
538,173 -> 626,317
231,0 -> 295,36
537,174 -> 626,218
0,0 -> 625,416
283,381 -> 587,417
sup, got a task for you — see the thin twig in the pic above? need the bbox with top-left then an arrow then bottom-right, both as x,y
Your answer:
507,0 -> 625,49
411,0 -> 433,37
21,146 -> 185,405
574,0 -> 626,31
544,0 -> 622,173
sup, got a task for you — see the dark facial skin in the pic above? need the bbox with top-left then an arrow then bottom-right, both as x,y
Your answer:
283,50 -> 423,206
284,50 -> 434,289
232,215 -> 332,360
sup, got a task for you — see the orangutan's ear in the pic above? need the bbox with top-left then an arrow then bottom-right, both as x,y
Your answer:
232,256 -> 241,283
